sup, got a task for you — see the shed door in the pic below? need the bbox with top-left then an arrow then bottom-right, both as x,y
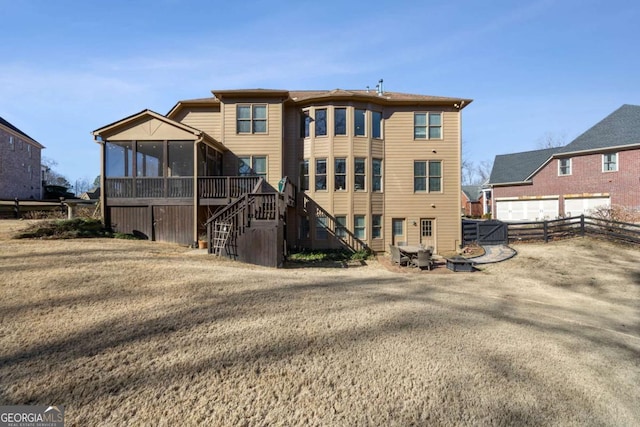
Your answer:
152,205 -> 194,245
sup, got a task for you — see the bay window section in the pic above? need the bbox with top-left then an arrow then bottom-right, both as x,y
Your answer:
354,158 -> 366,191
335,158 -> 346,191
315,158 -> 327,191
315,109 -> 327,136
354,215 -> 365,239
372,159 -> 382,192
354,109 -> 366,136
335,108 -> 347,135
300,160 -> 309,191
372,111 -> 382,139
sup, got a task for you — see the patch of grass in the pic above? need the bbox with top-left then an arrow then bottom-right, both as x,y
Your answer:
14,218 -> 111,239
113,232 -> 144,240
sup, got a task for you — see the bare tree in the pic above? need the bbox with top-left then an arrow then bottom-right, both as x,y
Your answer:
41,157 -> 71,188
536,131 -> 567,149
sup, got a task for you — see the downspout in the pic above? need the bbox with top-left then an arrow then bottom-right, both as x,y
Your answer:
194,134 -> 204,248
93,134 -> 107,227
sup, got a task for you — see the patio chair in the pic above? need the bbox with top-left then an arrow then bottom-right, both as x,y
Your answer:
389,244 -> 410,266
410,249 -> 433,270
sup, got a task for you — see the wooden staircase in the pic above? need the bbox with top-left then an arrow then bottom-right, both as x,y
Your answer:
205,178 -> 288,267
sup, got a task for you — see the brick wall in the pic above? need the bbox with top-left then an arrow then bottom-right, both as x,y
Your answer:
493,148 -> 640,212
0,127 -> 43,200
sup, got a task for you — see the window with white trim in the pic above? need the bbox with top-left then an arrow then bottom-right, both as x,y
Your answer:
372,159 -> 382,192
372,214 -> 382,239
558,158 -> 571,176
334,158 -> 346,191
354,109 -> 366,136
238,155 -> 267,180
335,215 -> 347,238
354,158 -> 366,191
603,153 -> 618,172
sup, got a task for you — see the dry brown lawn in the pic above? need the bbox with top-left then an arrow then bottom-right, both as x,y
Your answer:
1,220 -> 639,426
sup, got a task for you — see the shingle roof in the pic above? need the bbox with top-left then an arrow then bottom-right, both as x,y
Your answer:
461,185 -> 482,202
488,147 -> 561,185
558,104 -> 640,154
174,89 -> 470,106
0,116 -> 40,145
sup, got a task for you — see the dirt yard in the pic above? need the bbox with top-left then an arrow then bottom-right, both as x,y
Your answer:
0,220 -> 639,426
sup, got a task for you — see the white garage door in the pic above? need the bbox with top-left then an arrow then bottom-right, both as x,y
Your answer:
495,199 -> 559,221
564,197 -> 610,217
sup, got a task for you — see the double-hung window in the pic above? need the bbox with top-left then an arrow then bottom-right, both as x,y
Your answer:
335,215 -> 347,238
603,153 -> 618,172
372,159 -> 382,192
238,156 -> 267,180
315,109 -> 327,137
300,111 -> 311,138
9,136 -> 14,151
354,215 -> 365,239
335,108 -> 347,136
300,160 -> 309,191
372,215 -> 382,239
558,158 -> 571,176
237,104 -> 267,134
414,160 -> 442,192
316,215 -> 328,240
354,158 -> 366,191
354,109 -> 366,136
414,112 -> 442,139
315,158 -> 327,190
335,158 -> 346,190
372,111 -> 382,139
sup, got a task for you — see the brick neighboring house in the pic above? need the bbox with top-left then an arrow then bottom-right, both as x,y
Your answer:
488,104 -> 640,221
0,117 -> 44,200
461,185 -> 484,217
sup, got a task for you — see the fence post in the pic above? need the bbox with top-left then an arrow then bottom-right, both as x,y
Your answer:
13,198 -> 20,219
580,215 -> 585,237
543,220 -> 548,243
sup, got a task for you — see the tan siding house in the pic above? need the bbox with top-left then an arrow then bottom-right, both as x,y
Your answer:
93,86 -> 471,266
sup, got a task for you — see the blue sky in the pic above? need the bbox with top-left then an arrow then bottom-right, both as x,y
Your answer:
1,0 -> 639,187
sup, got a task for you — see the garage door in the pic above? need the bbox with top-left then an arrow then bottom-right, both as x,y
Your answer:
564,197 -> 610,217
495,199 -> 559,221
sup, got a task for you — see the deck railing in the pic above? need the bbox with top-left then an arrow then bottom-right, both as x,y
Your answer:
105,176 -> 258,199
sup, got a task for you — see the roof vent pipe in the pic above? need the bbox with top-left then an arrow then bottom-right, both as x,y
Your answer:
377,79 -> 384,96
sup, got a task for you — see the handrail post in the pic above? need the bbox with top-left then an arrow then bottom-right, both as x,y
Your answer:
543,220 -> 548,243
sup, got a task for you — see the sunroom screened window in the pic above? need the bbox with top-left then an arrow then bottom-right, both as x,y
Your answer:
136,141 -> 163,177
168,141 -> 193,176
105,141 -> 133,177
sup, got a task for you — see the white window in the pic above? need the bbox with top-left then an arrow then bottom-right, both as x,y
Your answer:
238,156 -> 267,180
603,153 -> 618,172
558,158 -> 571,176
354,215 -> 366,239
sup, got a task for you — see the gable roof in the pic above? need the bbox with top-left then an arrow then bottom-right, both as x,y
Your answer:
557,104 -> 640,155
0,116 -> 44,148
488,147 -> 561,185
461,185 -> 482,202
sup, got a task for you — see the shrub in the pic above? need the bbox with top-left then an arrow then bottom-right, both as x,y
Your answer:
14,218 -> 111,239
